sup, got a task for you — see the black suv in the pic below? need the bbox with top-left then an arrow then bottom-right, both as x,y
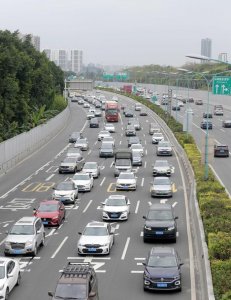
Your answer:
48,262 -> 99,300
143,204 -> 178,243
90,118 -> 99,128
143,247 -> 183,292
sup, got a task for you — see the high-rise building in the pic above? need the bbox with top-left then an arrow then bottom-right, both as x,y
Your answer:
43,49 -> 83,73
201,38 -> 212,58
18,33 -> 40,51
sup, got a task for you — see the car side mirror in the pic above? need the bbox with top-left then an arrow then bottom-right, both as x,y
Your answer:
175,216 -> 179,220
142,262 -> 147,266
100,202 -> 105,205
78,232 -> 82,235
180,262 -> 184,266
89,291 -> 96,298
143,216 -> 146,220
48,291 -> 54,297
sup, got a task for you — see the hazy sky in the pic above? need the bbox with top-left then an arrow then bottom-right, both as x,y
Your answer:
0,0 -> 230,67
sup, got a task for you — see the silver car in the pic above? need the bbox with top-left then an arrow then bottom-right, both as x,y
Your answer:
4,217 -> 45,256
104,123 -> 115,133
150,177 -> 173,197
82,162 -> 100,178
59,156 -> 84,174
152,160 -> 172,176
74,138 -> 89,151
152,132 -> 164,144
53,181 -> 78,204
66,148 -> 82,158
156,141 -> 173,156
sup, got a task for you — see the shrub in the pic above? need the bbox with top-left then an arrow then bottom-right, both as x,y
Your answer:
221,291 -> 231,300
208,232 -> 231,260
211,260 -> 231,300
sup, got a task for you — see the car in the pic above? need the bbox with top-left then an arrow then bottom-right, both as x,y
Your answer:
128,136 -> 141,147
124,110 -> 134,117
74,138 -> 89,151
89,107 -> 96,114
90,117 -> 99,128
152,132 -> 164,144
4,217 -> 45,256
59,156 -> 84,174
203,112 -> 213,118
156,141 -> 173,156
200,120 -> 213,129
143,204 -> 178,242
72,172 -> 94,192
102,136 -> 115,147
0,257 -> 21,300
150,176 -> 172,197
214,144 -> 229,157
149,123 -> 160,135
53,181 -> 78,204
69,132 -> 83,143
66,148 -> 83,158
222,120 -> 231,128
116,172 -> 137,191
140,110 -> 148,116
132,151 -> 143,166
128,119 -> 141,130
87,112 -> 95,120
178,101 -> 184,107
152,160 -> 172,176
143,247 -> 183,291
82,162 -> 100,178
33,200 -> 66,226
78,99 -> 84,105
195,99 -> 203,105
98,130 -> 111,141
101,195 -> 130,221
95,102 -> 102,109
172,105 -> 180,111
77,222 -> 114,255
135,103 -> 142,111
48,262 -> 99,300
99,142 -> 114,158
214,109 -> 223,116
94,110 -> 102,117
104,123 -> 115,133
83,102 -> 90,108
125,124 -> 136,136
130,143 -> 144,156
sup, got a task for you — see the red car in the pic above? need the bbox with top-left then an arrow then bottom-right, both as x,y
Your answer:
33,200 -> 66,226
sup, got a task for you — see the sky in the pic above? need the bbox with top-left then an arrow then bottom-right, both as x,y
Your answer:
0,0 -> 230,67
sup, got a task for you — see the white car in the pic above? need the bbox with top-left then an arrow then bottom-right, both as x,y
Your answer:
83,103 -> 90,108
101,195 -> 130,221
102,136 -> 115,147
72,172 -> 94,192
152,132 -> 164,144
89,107 -> 96,113
82,162 -> 100,178
116,172 -> 137,191
130,143 -> 144,156
86,112 -> 95,120
104,123 -> 115,133
77,222 -> 114,255
0,257 -> 21,300
52,181 -> 78,204
74,138 -> 89,151
156,141 -> 173,156
98,130 -> 111,141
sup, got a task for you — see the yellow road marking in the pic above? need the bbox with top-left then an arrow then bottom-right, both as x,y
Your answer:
172,183 -> 177,193
107,183 -> 116,193
22,182 -> 55,192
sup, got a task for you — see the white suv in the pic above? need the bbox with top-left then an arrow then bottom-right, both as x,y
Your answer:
0,257 -> 21,300
4,217 -> 45,256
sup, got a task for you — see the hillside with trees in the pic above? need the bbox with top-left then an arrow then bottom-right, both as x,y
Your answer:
0,30 -> 66,142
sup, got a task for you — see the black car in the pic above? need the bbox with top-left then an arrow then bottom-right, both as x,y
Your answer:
214,144 -> 229,157
128,136 -> 141,147
143,247 -> 183,292
222,120 -> 231,128
203,112 -> 213,118
140,110 -> 148,116
200,120 -> 213,129
143,204 -> 178,243
90,118 -> 99,128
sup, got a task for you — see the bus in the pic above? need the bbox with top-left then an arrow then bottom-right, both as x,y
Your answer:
105,101 -> 119,122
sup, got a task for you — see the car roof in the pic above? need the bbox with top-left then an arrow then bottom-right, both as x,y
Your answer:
108,195 -> 126,199
149,203 -> 172,210
16,216 -> 37,225
0,257 -> 16,266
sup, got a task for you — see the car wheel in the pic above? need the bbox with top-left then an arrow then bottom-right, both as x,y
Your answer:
143,237 -> 148,243
4,252 -> 10,257
59,171 -> 62,174
172,237 -> 177,243
32,244 -> 38,256
16,272 -> 21,286
5,288 -> 9,300
143,286 -> 149,292
40,235 -> 45,247
63,213 -> 66,220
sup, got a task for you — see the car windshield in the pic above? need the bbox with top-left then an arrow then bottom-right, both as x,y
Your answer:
76,139 -> 87,144
83,227 -> 108,236
102,143 -> 113,149
99,131 -> 109,135
132,145 -> 142,149
56,182 -> 74,190
148,255 -> 177,267
63,157 -> 76,163
159,142 -> 170,147
9,224 -> 34,235
55,283 -> 87,298
106,109 -> 117,115
119,173 -> 134,179
0,266 -> 5,279
155,161 -> 168,167
68,148 -> 81,154
116,159 -> 131,166
105,124 -> 113,128
103,137 -> 113,141
154,178 -> 170,185
147,210 -> 173,220
38,203 -> 58,212
73,174 -> 89,180
106,198 -> 126,206
83,163 -> 97,169
154,133 -> 163,137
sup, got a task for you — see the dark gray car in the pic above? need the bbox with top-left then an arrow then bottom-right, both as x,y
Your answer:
99,142 -> 114,158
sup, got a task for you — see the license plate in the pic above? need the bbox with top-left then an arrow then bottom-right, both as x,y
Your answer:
155,231 -> 164,235
220,150 -> 224,153
157,283 -> 167,288
88,248 -> 96,252
111,214 -> 118,217
43,221 -> 48,225
13,249 -> 24,254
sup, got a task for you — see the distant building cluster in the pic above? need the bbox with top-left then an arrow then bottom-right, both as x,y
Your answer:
18,32 -> 40,51
43,49 -> 83,74
201,38 -> 212,58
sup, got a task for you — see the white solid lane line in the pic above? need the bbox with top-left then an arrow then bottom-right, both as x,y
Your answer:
135,200 -> 140,214
131,271 -> 143,273
51,236 -> 68,259
110,161 -> 114,168
45,174 -> 55,181
45,228 -> 56,237
83,200 -> 93,213
144,161 -> 147,168
141,178 -> 144,187
172,202 -> 178,207
121,237 -> 130,260
100,177 -> 106,186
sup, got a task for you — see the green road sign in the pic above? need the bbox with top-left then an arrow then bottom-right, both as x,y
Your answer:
212,76 -> 231,95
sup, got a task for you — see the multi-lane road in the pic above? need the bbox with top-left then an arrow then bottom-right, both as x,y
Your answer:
0,92 -> 206,299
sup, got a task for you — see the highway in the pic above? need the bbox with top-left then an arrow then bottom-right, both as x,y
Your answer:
0,93 -> 204,300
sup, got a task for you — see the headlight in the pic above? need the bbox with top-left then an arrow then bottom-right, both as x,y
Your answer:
168,226 -> 175,231
4,241 -> 11,247
52,216 -> 59,220
144,226 -> 151,230
121,212 -> 128,216
25,241 -> 33,247
0,284 -> 5,290
101,243 -> 109,247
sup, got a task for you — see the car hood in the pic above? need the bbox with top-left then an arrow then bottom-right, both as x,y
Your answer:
145,219 -> 174,227
154,167 -> 170,172
79,235 -> 110,244
152,184 -> 171,190
72,179 -> 90,185
104,206 -> 128,212
53,190 -> 74,196
117,179 -> 136,184
82,168 -> 97,173
153,136 -> 163,140
5,235 -> 34,243
60,162 -> 75,167
36,211 -> 59,218
145,266 -> 179,278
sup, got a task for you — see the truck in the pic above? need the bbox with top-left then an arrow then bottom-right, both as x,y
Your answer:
121,85 -> 133,94
114,149 -> 132,177
105,101 -> 119,122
